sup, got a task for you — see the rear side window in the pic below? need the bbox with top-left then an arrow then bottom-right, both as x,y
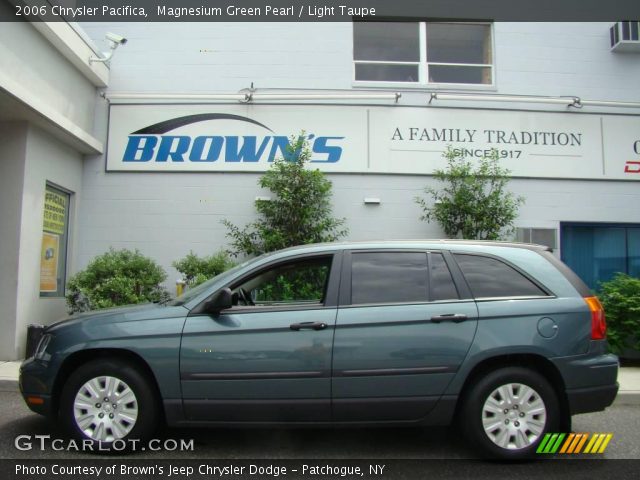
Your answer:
351,252 -> 428,304
453,253 -> 547,299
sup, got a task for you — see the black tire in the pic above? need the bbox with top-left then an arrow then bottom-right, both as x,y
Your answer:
59,359 -> 159,452
460,367 -> 561,459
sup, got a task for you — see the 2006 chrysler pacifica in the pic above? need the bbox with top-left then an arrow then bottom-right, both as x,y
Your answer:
20,241 -> 619,458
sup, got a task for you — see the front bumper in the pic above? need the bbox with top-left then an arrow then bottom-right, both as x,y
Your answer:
19,357 -> 55,417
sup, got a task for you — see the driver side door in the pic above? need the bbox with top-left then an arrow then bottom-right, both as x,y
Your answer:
180,252 -> 341,423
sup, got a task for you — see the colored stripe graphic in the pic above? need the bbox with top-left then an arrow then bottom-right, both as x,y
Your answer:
584,434 -> 601,453
537,433 -> 551,453
543,433 -> 559,453
550,433 -> 566,453
536,433 -> 565,453
537,433 -> 565,454
537,433 -> 613,454
585,433 -> 614,454
598,434 -> 613,453
559,433 -> 575,453
567,433 -> 586,453
574,433 -> 590,453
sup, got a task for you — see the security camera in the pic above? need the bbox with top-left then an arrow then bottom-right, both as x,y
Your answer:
89,32 -> 128,64
105,32 -> 127,46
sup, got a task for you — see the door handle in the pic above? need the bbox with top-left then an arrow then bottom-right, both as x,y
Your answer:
290,322 -> 328,331
430,314 -> 468,324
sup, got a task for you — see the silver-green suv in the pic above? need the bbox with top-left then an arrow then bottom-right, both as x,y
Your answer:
20,241 -> 618,458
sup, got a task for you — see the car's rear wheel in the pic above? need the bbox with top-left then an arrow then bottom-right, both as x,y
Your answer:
59,359 -> 158,451
461,367 -> 561,459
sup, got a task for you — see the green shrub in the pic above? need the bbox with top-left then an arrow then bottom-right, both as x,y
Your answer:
254,265 -> 328,303
66,248 -> 169,313
173,251 -> 236,287
598,273 -> 640,355
415,147 -> 524,240
223,133 -> 347,257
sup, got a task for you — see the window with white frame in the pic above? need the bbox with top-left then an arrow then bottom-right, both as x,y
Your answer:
353,21 -> 493,86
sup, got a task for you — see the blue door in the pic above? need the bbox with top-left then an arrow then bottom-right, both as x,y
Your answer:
561,223 -> 640,289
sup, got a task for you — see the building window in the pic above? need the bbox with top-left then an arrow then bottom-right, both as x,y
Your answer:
561,223 -> 640,290
353,21 -> 493,86
40,184 -> 70,297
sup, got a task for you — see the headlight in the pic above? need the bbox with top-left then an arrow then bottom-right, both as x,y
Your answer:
34,334 -> 53,360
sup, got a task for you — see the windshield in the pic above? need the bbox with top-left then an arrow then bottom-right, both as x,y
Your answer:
166,254 -> 266,307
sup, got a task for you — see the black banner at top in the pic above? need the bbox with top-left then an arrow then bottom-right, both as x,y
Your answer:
4,0 -> 640,22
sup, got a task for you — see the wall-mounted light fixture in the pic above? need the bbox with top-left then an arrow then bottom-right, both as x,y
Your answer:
255,196 -> 271,202
90,32 -> 128,65
363,197 -> 381,205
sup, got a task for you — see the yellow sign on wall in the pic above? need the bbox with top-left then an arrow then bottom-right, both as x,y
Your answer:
40,232 -> 59,293
43,189 -> 67,235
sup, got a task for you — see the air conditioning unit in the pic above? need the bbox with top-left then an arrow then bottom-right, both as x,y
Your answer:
516,228 -> 557,250
610,21 -> 640,52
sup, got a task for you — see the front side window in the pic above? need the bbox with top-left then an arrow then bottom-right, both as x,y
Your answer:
353,21 -> 493,85
233,256 -> 332,307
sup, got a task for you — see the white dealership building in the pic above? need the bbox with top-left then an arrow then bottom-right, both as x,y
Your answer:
1,7 -> 639,359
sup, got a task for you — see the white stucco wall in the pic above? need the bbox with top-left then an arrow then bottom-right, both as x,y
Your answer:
77,154 -> 640,291
80,22 -> 640,102
0,21 -> 98,133
73,21 -> 640,291
0,123 -> 27,359
8,126 -> 84,359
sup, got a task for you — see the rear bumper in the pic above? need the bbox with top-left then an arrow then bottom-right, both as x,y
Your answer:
567,383 -> 619,415
552,343 -> 619,415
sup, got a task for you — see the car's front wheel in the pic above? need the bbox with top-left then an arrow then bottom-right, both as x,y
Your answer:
59,359 -> 159,451
461,367 -> 561,459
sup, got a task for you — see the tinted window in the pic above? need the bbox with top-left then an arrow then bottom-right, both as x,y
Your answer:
429,253 -> 459,301
352,252 -> 428,305
454,254 -> 546,298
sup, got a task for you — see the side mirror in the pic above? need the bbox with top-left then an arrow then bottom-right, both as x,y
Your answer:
204,288 -> 233,315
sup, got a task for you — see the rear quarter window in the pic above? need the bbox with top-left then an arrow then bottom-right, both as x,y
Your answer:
453,253 -> 547,299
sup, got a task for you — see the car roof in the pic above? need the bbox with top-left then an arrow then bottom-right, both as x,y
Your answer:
272,239 -> 552,255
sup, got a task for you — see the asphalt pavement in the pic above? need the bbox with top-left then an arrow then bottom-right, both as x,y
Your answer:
1,361 -> 638,480
0,389 -> 637,460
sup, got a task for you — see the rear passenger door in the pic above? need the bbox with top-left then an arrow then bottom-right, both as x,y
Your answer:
332,250 -> 479,422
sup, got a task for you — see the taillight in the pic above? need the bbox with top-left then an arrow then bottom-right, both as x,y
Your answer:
584,296 -> 606,340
